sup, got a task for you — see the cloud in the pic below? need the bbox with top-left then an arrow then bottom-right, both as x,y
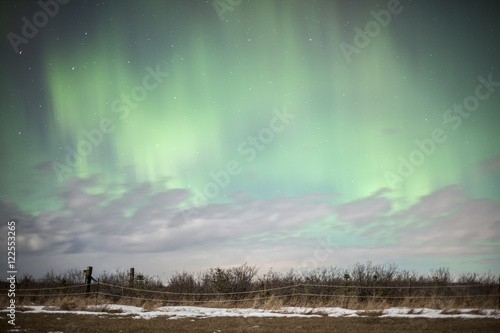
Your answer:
63,188 -> 104,211
479,155 -> 500,174
396,185 -> 465,220
0,200 -> 30,222
10,178 -> 336,257
8,177 -> 500,277
399,196 -> 500,246
334,188 -> 392,224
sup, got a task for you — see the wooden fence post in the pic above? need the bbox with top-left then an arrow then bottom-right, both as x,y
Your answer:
129,268 -> 134,298
129,268 -> 135,288
83,266 -> 93,297
95,278 -> 99,306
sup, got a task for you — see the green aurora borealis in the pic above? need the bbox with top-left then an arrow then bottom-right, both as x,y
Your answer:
1,0 -> 499,278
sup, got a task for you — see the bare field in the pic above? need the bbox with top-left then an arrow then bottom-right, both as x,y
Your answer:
2,313 -> 499,333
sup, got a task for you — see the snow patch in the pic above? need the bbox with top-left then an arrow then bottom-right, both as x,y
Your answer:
1,305 -> 499,320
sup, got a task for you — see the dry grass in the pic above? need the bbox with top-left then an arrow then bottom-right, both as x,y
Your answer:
406,308 -> 424,315
357,310 -> 384,317
3,292 -> 498,313
262,295 -> 286,310
464,309 -> 487,315
43,296 -> 94,311
14,305 -> 34,312
142,300 -> 165,312
440,309 -> 462,315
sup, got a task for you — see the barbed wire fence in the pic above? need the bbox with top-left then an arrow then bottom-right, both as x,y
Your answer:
3,281 -> 499,309
2,264 -> 499,309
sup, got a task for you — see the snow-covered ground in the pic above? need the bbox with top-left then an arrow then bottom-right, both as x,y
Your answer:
3,305 -> 499,320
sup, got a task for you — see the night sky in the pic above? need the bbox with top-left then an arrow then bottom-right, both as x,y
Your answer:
1,0 -> 499,279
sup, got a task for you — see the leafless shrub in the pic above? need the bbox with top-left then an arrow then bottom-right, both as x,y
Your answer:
7,262 -> 498,310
